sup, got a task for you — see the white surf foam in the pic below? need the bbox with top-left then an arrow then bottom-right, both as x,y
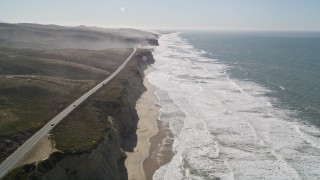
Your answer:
279,85 -> 286,91
148,33 -> 320,180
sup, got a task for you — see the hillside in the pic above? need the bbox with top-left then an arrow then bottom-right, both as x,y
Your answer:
0,23 -> 158,179
0,47 -> 132,161
0,23 -> 158,50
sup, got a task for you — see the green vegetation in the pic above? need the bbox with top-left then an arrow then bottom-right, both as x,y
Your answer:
0,48 -> 132,81
0,47 -> 131,162
0,76 -> 95,136
4,151 -> 76,180
0,23 -> 157,179
52,101 -> 109,152
52,80 -> 124,152
0,47 -> 130,135
4,164 -> 37,180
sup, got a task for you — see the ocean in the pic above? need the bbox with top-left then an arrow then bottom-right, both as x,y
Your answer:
148,31 -> 320,179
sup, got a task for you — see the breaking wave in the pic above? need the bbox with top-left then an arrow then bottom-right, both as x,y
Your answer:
148,33 -> 320,180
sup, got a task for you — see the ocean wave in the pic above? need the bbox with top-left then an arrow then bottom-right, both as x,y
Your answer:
148,33 -> 320,179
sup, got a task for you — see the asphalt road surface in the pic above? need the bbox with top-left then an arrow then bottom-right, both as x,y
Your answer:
0,45 -> 139,178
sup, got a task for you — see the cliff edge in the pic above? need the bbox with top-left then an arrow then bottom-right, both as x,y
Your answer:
5,49 -> 156,180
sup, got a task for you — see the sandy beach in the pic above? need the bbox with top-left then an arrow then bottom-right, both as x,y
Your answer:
125,68 -> 159,180
143,116 -> 174,180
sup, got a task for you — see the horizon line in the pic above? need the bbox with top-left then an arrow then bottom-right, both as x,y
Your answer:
1,21 -> 320,33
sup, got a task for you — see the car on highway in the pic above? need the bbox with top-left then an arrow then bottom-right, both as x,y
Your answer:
73,104 -> 76,107
51,123 -> 54,126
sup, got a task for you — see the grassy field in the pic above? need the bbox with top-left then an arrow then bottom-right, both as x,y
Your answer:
51,80 -> 125,152
0,76 -> 95,136
0,23 -> 158,179
1,47 -> 154,180
0,47 -> 131,162
50,48 -> 149,152
3,79 -> 127,179
0,48 -> 132,80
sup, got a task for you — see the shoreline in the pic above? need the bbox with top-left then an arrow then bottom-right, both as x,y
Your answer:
125,65 -> 175,180
143,115 -> 174,180
125,67 -> 159,180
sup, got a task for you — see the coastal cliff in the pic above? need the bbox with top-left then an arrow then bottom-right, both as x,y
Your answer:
5,49 -> 156,180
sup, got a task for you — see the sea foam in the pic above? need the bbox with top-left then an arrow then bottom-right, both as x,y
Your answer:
148,33 -> 320,179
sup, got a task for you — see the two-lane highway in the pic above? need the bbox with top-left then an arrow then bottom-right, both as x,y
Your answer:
0,45 -> 139,178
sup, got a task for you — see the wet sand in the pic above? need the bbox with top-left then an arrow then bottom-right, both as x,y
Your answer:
125,68 -> 159,180
143,119 -> 174,180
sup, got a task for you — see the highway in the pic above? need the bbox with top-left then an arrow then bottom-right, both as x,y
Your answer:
0,45 -> 139,178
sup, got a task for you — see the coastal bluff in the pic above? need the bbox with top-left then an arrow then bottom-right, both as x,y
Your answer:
0,23 -> 159,179
5,49 -> 156,180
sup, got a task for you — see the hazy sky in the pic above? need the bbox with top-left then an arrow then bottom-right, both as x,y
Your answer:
1,0 -> 320,31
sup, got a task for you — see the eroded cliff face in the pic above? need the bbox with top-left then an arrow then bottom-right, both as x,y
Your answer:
43,129 -> 123,180
5,49 -> 156,180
